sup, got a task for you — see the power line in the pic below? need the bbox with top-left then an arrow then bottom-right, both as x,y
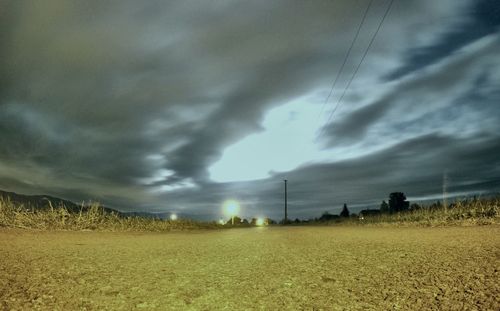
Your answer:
316,0 -> 394,142
317,0 -> 374,121
284,179 -> 288,224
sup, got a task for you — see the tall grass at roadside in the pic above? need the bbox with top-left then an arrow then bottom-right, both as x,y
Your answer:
0,197 -> 221,231
1,196 -> 499,230
333,197 -> 500,227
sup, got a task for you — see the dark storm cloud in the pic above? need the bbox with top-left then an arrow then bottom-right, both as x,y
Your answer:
386,0 -> 500,80
1,0 -> 499,218
284,132 -> 500,217
165,50 -> 340,182
1,0 -> 370,195
153,132 -> 500,220
323,33 -> 500,147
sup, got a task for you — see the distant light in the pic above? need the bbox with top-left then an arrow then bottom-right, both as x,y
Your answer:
222,200 -> 240,217
256,218 -> 265,226
219,218 -> 225,225
170,213 -> 178,221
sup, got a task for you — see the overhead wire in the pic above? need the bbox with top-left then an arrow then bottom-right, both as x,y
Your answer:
316,0 -> 374,121
316,0 -> 395,143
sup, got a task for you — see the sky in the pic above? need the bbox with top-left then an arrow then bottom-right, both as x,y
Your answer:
1,0 -> 500,220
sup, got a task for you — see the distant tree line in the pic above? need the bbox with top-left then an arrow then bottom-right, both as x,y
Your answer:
316,192 -> 412,222
225,191 -> 475,226
224,217 -> 277,226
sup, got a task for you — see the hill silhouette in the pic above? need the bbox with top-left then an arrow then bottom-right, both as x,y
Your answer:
0,189 -> 203,220
0,189 -> 85,212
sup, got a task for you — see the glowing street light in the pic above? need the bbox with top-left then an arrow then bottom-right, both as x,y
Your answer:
170,213 -> 178,221
223,200 -> 240,225
256,217 -> 265,226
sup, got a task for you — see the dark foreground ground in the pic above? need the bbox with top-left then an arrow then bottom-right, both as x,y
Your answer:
1,226 -> 499,310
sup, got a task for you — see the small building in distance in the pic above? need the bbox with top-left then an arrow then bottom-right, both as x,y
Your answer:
358,209 -> 381,220
319,212 -> 340,222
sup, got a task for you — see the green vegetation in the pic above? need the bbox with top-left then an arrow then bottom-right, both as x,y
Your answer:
0,197 -> 220,231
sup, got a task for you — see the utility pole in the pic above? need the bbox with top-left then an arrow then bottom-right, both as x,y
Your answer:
443,171 -> 448,211
284,179 -> 288,224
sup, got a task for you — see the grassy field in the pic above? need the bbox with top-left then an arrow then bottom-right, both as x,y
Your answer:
1,197 -> 499,231
1,226 -> 499,310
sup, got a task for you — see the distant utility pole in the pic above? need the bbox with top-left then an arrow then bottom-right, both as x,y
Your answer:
443,171 -> 448,211
284,179 -> 288,224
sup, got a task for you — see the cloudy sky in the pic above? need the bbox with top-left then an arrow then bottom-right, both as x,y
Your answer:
1,0 -> 499,220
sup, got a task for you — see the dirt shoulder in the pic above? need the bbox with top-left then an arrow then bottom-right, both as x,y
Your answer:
1,226 -> 499,310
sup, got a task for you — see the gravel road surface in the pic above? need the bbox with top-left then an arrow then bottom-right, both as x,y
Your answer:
1,226 -> 499,310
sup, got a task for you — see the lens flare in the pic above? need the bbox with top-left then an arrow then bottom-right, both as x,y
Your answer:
223,200 -> 240,217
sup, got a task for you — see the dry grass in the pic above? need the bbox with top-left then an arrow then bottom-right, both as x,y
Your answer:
1,196 -> 499,231
338,197 -> 500,227
0,198 -> 220,231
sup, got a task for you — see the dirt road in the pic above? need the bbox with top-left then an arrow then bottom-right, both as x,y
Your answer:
1,226 -> 499,310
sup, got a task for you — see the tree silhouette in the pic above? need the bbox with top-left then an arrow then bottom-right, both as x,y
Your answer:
226,216 -> 242,225
380,200 -> 389,213
319,212 -> 338,222
388,192 -> 409,213
340,203 -> 350,217
266,218 -> 276,225
410,203 -> 421,210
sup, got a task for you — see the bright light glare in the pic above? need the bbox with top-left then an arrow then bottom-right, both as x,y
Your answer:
208,96 -> 328,182
256,218 -> 265,226
223,200 -> 240,217
170,213 -> 178,221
